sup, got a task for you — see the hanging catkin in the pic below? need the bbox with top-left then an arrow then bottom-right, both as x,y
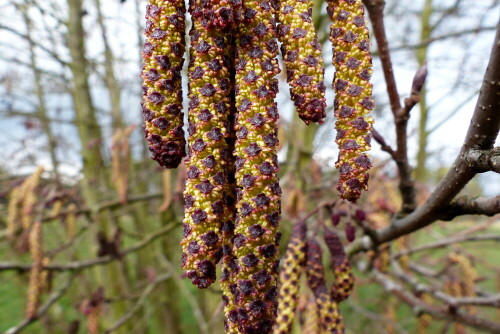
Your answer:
324,227 -> 354,302
306,239 -> 344,334
327,0 -> 374,202
142,0 -> 187,168
181,0 -> 236,288
222,1 -> 282,332
274,221 -> 307,334
276,0 -> 326,124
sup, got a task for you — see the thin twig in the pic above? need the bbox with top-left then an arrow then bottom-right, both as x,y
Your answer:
105,272 -> 172,333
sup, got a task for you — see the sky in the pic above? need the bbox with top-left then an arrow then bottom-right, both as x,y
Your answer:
0,0 -> 498,195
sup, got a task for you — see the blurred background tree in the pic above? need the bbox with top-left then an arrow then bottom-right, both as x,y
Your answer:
0,0 -> 498,333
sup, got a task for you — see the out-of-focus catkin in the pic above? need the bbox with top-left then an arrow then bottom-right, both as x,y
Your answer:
223,1 -> 283,332
306,239 -> 344,333
21,166 -> 44,229
303,300 -> 320,334
141,0 -> 186,168
181,0 -> 235,289
449,252 -> 477,315
417,293 -> 433,334
276,0 -> 326,124
324,227 -> 354,302
7,187 -> 22,239
274,221 -> 307,334
26,221 -> 43,319
326,0 -> 374,202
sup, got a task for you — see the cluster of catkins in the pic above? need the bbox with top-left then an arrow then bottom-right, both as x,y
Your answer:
141,0 -> 373,331
274,221 -> 354,334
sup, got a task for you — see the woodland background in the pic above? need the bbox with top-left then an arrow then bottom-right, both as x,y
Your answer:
0,0 -> 499,333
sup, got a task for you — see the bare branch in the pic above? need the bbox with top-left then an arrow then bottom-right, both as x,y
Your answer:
373,22 -> 500,245
464,147 -> 500,173
395,233 -> 500,258
372,270 -> 500,333
0,223 -> 178,272
364,0 -> 417,213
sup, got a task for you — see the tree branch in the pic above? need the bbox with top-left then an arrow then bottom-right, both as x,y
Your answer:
464,147 -> 500,173
364,0 -> 417,213
372,270 -> 500,333
373,22 -> 500,245
0,223 -> 178,272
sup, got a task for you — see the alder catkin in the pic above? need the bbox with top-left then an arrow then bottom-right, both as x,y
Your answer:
306,239 -> 344,333
324,227 -> 354,302
180,0 -> 236,288
327,0 -> 374,202
7,187 -> 22,239
141,0 -> 187,168
223,1 -> 283,332
449,252 -> 477,315
274,221 -> 307,334
276,0 -> 326,124
417,293 -> 433,334
303,300 -> 320,334
26,221 -> 43,319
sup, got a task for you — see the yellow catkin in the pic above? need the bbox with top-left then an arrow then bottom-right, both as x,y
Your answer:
449,252 -> 477,315
276,0 -> 326,124
316,292 -> 344,334
7,187 -> 22,239
40,257 -> 51,293
21,167 -> 44,229
417,293 -> 433,334
66,203 -> 77,239
51,200 -> 63,218
111,125 -> 134,203
26,221 -> 43,319
141,0 -> 187,168
302,300 -> 320,334
384,299 -> 397,334
324,228 -> 354,302
444,277 -> 466,334
306,239 -> 344,333
274,222 -> 307,334
326,0 -> 375,202
396,236 -> 410,272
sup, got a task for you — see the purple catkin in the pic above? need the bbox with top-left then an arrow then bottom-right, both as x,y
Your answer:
327,0 -> 375,202
180,0 -> 237,289
276,0 -> 327,124
141,0 -> 187,168
221,1 -> 281,333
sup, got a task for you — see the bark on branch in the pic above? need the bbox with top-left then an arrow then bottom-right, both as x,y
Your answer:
373,22 -> 500,245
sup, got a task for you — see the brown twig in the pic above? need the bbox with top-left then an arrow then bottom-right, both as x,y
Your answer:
373,22 -> 500,245
464,147 -> 500,173
394,233 -> 500,258
0,223 -> 178,272
372,269 -> 500,333
364,0 -> 417,213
